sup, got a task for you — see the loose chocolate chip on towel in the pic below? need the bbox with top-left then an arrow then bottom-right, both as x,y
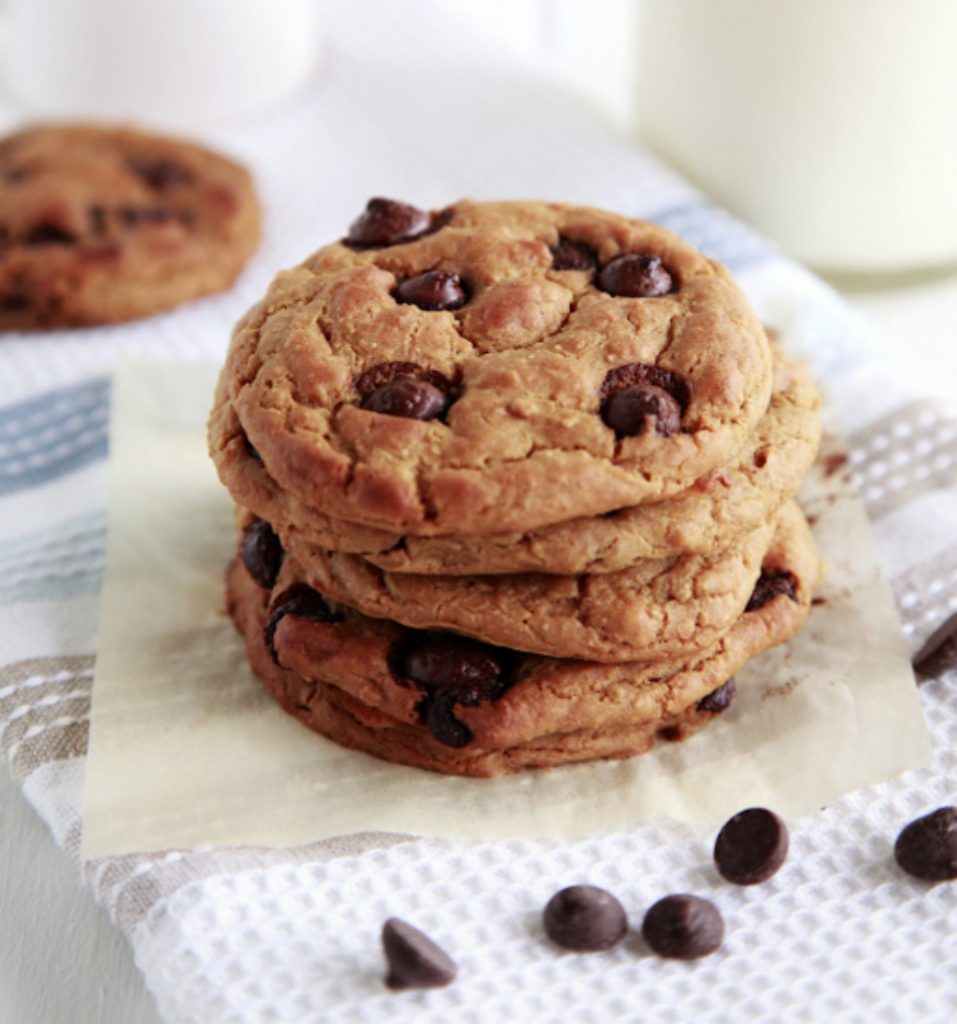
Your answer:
240,519 -> 283,589
598,253 -> 673,297
382,918 -> 457,990
543,885 -> 628,952
912,610 -> 957,681
346,197 -> 433,248
894,807 -> 957,882
714,807 -> 789,885
642,895 -> 724,960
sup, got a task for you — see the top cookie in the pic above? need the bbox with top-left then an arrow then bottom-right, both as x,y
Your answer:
0,123 -> 260,327
210,198 -> 772,536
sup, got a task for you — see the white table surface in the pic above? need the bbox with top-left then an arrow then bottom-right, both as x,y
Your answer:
2,270 -> 955,1023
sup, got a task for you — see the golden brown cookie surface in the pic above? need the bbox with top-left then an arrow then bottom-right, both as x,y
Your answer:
209,198 -> 772,536
0,123 -> 260,327
226,344 -> 820,574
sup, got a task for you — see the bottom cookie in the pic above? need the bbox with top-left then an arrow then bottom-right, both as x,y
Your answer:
225,511 -> 821,776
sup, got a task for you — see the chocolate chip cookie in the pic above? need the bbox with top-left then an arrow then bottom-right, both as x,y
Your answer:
0,123 -> 260,327
209,198 -> 772,536
225,503 -> 821,776
256,504 -> 799,664
220,343 -> 820,574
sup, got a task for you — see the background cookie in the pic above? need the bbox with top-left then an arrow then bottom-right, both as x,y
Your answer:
210,198 -> 772,536
0,123 -> 260,327
226,505 -> 820,775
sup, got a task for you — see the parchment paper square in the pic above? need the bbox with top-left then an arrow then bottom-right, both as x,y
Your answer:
81,359 -> 931,859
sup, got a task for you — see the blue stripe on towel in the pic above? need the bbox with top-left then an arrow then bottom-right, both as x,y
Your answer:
0,379 -> 110,497
0,510 -> 107,603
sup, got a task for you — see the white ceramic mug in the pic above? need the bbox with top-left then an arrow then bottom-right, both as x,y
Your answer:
1,0 -> 321,126
637,0 -> 957,273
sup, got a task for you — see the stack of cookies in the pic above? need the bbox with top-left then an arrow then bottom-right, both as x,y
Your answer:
209,198 -> 823,777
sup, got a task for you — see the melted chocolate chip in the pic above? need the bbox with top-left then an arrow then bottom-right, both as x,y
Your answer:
355,361 -> 456,421
420,690 -> 475,748
88,205 -> 107,234
395,269 -> 468,311
129,157 -> 192,190
745,570 -> 799,612
599,362 -> 691,411
264,583 -> 341,664
346,197 -> 433,248
696,679 -> 737,714
714,807 -> 789,885
550,238 -> 596,272
912,610 -> 957,681
382,918 -> 457,990
240,519 -> 284,590
24,223 -> 75,246
364,378 -> 447,421
601,384 -> 682,438
543,885 -> 628,952
642,895 -> 724,960
598,253 -> 673,297
894,807 -> 957,882
5,166 -> 34,184
0,292 -> 29,312
119,205 -> 184,227
395,634 -> 512,748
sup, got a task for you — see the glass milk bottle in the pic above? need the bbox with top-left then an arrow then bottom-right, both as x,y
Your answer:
636,0 -> 957,273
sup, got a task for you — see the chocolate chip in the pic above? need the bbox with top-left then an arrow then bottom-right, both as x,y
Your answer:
420,690 -> 474,748
264,583 -> 341,664
88,205 -> 107,234
240,519 -> 283,590
0,292 -> 29,312
382,918 -> 457,990
346,197 -> 433,248
745,570 -> 799,612
23,223 -> 75,245
363,378 -> 447,421
641,895 -> 724,960
600,362 -> 691,413
697,679 -> 737,714
601,384 -> 682,438
395,269 -> 468,311
355,362 -> 456,421
598,253 -> 673,297
912,610 -> 957,681
543,885 -> 628,952
894,807 -> 957,882
396,634 -> 512,748
119,205 -> 184,227
714,807 -> 789,885
550,238 -> 596,272
129,157 -> 192,190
